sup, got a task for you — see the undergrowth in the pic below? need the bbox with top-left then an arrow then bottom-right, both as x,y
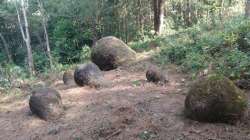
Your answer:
153,16 -> 250,80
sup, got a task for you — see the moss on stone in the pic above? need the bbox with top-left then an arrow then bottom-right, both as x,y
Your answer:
185,74 -> 248,123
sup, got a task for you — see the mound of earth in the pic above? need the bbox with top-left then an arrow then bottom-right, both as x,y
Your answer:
63,70 -> 75,85
91,36 -> 136,71
146,65 -> 168,84
185,75 -> 248,123
29,88 -> 63,120
74,62 -> 104,87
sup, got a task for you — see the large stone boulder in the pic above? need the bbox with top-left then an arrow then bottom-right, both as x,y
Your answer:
29,88 -> 63,120
74,62 -> 103,87
235,79 -> 250,90
91,36 -> 136,71
146,65 -> 168,84
185,75 -> 248,123
63,70 -> 75,85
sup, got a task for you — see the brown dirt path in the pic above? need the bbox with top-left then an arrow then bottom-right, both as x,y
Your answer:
0,59 -> 250,140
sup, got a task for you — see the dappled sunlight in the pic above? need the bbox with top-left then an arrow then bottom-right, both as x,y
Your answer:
0,91 -> 28,104
0,61 -> 250,139
0,98 -> 28,113
135,49 -> 160,61
1,0 -> 250,139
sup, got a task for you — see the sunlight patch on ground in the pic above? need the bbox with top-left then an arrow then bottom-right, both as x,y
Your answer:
136,49 -> 159,62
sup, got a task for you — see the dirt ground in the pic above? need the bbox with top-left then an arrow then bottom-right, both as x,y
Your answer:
0,59 -> 250,140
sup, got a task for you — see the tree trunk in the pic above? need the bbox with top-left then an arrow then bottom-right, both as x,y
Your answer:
37,0 -> 53,68
0,33 -> 12,63
219,0 -> 224,21
184,0 -> 192,26
246,0 -> 250,18
153,0 -> 165,35
16,0 -> 35,75
138,0 -> 144,38
125,0 -> 129,43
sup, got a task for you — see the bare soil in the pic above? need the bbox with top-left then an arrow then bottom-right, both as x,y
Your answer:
0,59 -> 250,140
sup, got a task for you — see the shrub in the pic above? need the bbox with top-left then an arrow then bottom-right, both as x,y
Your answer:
130,37 -> 162,52
79,45 -> 91,63
33,52 -> 50,73
156,16 -> 250,80
0,64 -> 27,89
181,52 -> 211,73
214,49 -> 250,79
159,44 -> 188,65
130,41 -> 150,52
52,19 -> 93,64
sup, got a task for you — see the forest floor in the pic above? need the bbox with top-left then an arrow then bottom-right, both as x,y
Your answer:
0,52 -> 250,140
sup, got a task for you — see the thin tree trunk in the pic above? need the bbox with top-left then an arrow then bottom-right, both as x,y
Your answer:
159,0 -> 164,34
42,19 -> 52,67
0,33 -> 12,63
138,0 -> 144,37
16,0 -> 35,75
246,0 -> 250,18
210,10 -> 216,26
37,0 -> 53,68
219,0 -> 224,21
184,0 -> 192,26
21,0 -> 34,74
153,0 -> 165,35
125,0 -> 128,43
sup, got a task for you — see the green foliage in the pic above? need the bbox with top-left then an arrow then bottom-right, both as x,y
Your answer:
138,130 -> 157,140
79,45 -> 91,63
0,52 -> 7,63
181,53 -> 211,73
52,19 -> 85,64
214,49 -> 250,79
130,40 -> 151,52
0,0 -> 248,92
132,80 -> 141,87
159,45 -> 187,65
157,16 -> 250,79
198,32 -> 224,56
130,37 -> 162,52
223,32 -> 239,48
0,64 -> 28,89
40,61 -> 72,85
33,52 -> 50,73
